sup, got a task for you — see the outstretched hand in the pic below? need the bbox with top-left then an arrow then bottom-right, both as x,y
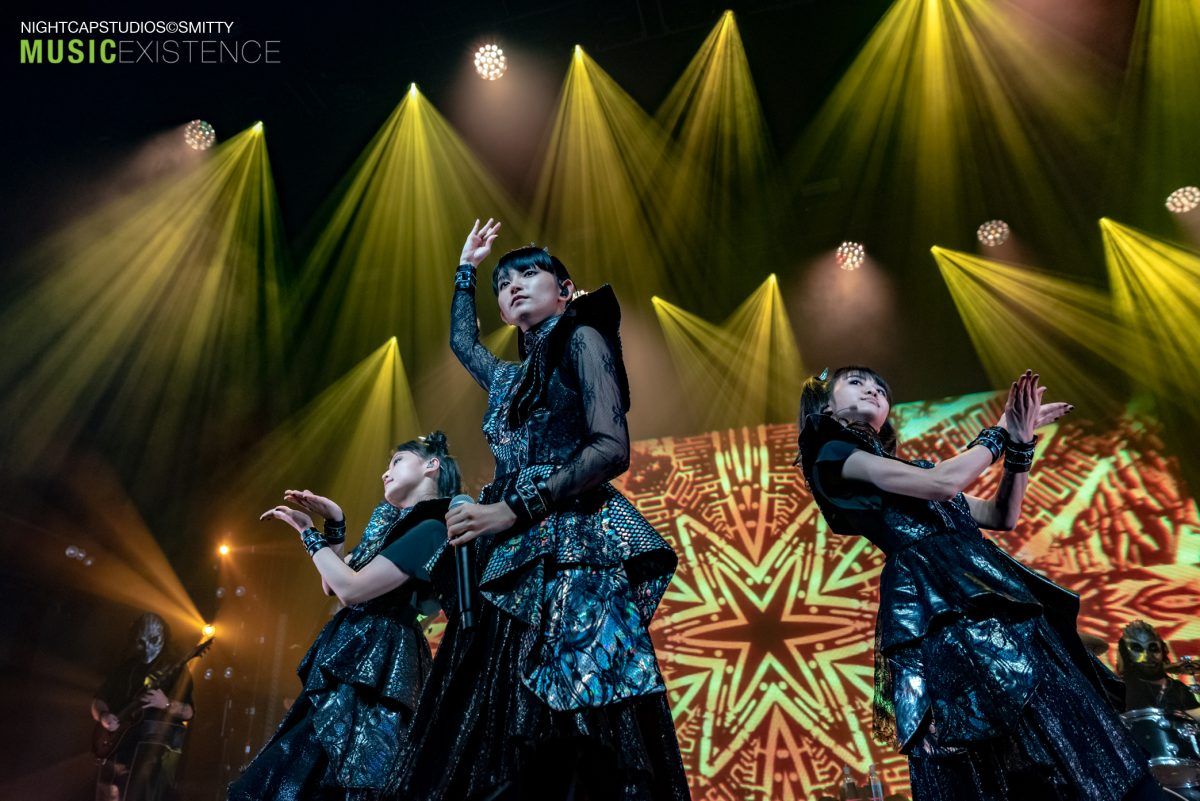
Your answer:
260,505 -> 314,533
283,490 -> 342,523
460,218 -> 501,267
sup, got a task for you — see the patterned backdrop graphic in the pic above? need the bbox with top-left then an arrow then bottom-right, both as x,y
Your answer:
615,391 -> 1200,800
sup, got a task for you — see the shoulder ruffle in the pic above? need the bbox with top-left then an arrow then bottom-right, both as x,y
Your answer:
509,285 -> 630,427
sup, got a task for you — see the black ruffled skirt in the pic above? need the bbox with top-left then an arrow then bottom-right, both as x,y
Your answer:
391,598 -> 690,801
905,616 -> 1164,801
228,606 -> 429,801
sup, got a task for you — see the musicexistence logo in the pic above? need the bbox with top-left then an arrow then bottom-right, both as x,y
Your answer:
18,20 -> 281,64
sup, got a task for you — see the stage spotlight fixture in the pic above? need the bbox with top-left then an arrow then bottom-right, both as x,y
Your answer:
217,543 -> 230,556
82,557 -> 94,567
184,120 -> 216,150
65,545 -> 80,559
977,219 -> 1011,247
203,668 -> 213,681
836,241 -> 865,270
223,667 -> 235,680
1166,186 -> 1200,214
215,587 -> 226,599
202,624 -> 216,637
474,44 -> 507,80
234,585 -> 246,598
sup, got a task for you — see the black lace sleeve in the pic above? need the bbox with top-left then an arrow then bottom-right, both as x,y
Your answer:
542,325 -> 631,505
449,264 -> 500,390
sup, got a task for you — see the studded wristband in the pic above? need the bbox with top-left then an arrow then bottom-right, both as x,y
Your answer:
967,426 -> 1007,464
300,527 -> 328,556
1004,436 -> 1037,473
455,264 -> 477,291
505,475 -> 552,524
323,518 -> 346,545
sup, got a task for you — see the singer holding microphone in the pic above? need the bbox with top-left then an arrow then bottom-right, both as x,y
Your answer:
392,221 -> 689,801
230,432 -> 461,801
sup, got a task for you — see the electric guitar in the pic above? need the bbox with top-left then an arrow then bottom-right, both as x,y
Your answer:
92,638 -> 213,760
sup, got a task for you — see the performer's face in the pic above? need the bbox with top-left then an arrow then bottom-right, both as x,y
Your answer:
382,449 -> 437,505
135,617 -> 165,664
495,265 -> 573,331
826,372 -> 890,431
1124,631 -> 1168,677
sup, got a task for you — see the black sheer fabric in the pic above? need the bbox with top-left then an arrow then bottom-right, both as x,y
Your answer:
448,285 -> 629,507
449,285 -> 501,392
542,325 -> 629,504
395,268 -> 687,801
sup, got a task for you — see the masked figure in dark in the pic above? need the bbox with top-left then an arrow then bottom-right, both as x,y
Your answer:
796,366 -> 1166,801
393,220 -> 688,800
229,432 -> 460,801
1120,621 -> 1200,717
92,612 -> 195,801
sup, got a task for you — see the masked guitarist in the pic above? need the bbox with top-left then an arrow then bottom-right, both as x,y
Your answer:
90,612 -> 196,801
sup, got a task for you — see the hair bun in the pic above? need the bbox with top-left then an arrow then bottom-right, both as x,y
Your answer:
421,430 -> 449,456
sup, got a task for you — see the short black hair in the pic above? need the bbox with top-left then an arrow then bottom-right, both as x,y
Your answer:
394,430 -> 462,498
491,246 -> 571,295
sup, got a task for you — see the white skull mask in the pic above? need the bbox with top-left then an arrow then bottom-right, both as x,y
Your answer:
133,614 -> 166,665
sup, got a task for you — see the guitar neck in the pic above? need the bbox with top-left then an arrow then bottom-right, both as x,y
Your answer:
108,639 -> 211,724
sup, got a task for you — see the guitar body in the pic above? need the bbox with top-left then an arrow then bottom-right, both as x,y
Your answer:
92,704 -> 147,761
91,638 -> 212,762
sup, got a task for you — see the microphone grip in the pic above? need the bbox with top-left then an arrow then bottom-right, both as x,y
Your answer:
448,494 -> 477,630
454,541 -> 475,630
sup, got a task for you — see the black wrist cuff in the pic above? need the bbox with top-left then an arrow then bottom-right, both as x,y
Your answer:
1004,435 -> 1037,473
505,476 -> 552,525
300,527 -> 328,556
967,426 -> 1007,463
504,492 -> 533,526
323,518 -> 346,545
455,264 -> 477,291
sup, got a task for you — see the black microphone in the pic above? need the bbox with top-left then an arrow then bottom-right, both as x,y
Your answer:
448,494 -> 477,630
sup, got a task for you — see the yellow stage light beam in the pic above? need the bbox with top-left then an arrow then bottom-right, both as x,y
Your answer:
790,0 -> 1109,256
1112,0 -> 1200,222
231,338 -> 421,541
532,46 -> 678,303
3,460 -> 206,636
0,125 -> 285,481
298,85 -> 525,378
656,10 -> 778,262
653,276 -> 803,430
932,246 -> 1139,410
1101,218 -> 1200,402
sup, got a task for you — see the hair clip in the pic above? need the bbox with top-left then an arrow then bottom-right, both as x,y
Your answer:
818,367 -> 830,381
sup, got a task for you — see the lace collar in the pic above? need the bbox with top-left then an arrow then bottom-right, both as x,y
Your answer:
521,312 -> 563,356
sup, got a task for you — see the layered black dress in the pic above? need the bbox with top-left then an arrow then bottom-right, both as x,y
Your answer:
392,271 -> 689,800
228,498 -> 448,801
798,413 -> 1162,801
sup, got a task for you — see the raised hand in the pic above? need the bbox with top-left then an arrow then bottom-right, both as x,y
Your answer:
260,505 -> 314,533
998,370 -> 1072,439
283,490 -> 343,523
1003,371 -> 1042,443
460,218 -> 501,267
